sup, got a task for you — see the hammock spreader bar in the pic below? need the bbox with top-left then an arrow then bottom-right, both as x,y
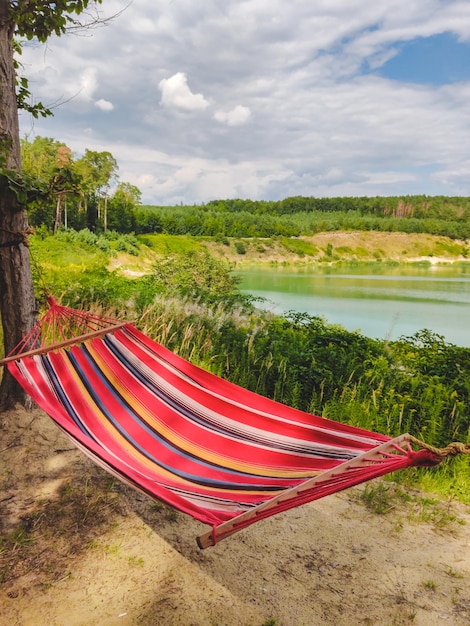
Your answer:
1,300 -> 453,548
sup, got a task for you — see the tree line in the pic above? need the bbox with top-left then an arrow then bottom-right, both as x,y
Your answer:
135,205 -> 470,240
20,136 -> 470,240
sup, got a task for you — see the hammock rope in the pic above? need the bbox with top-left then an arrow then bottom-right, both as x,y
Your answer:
406,436 -> 470,460
0,225 -> 33,248
1,299 -> 468,548
0,296 -> 125,363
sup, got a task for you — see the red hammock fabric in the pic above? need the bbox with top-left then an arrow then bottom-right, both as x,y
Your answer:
3,300 -> 439,547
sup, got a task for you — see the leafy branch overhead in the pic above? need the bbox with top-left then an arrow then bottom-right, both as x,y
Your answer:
10,1 -> 103,42
13,40 -> 52,119
0,167 -> 47,205
0,0 -> 109,410
0,2 -> 107,203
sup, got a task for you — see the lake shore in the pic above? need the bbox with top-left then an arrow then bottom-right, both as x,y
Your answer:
2,230 -> 470,625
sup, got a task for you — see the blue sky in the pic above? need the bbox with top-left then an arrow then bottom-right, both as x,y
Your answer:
377,33 -> 470,85
19,1 -> 470,205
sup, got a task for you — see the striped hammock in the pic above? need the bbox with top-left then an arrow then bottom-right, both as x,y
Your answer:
2,298 -> 445,548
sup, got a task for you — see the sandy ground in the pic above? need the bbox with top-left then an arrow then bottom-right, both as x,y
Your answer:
1,405 -> 469,626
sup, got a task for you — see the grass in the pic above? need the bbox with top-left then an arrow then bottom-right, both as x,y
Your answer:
137,233 -> 205,256
357,483 -> 399,515
30,234 -> 109,272
0,469 -> 126,587
355,480 -> 466,533
422,580 -> 438,592
279,236 -> 319,257
6,230 -> 470,509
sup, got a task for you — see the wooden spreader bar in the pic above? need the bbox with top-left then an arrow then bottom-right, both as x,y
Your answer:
197,434 -> 411,549
0,323 -> 127,366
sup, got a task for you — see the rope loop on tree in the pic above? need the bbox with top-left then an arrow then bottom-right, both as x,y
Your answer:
0,226 -> 33,248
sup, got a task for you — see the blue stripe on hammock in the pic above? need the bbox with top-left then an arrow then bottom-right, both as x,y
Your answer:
104,332 -> 356,461
65,345 -> 292,492
41,355 -> 95,439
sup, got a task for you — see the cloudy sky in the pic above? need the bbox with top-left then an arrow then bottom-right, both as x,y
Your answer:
18,0 -> 470,205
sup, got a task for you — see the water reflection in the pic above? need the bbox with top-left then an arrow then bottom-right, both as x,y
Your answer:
236,264 -> 470,346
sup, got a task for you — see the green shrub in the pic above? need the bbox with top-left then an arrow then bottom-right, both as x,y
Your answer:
96,236 -> 111,252
235,241 -> 247,255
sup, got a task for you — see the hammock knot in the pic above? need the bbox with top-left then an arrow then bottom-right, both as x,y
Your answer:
408,435 -> 470,462
436,441 -> 470,458
407,449 -> 442,468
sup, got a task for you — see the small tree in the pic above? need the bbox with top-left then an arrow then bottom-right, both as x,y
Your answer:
108,182 -> 141,232
0,1 -> 103,410
75,149 -> 118,231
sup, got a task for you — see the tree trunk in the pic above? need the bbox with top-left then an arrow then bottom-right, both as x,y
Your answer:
104,190 -> 108,232
54,193 -> 63,233
0,3 -> 37,410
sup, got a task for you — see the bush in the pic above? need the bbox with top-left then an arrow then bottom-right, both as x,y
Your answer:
96,236 -> 111,252
149,249 -> 239,301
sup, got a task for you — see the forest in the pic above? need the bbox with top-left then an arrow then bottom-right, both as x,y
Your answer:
20,136 -> 470,240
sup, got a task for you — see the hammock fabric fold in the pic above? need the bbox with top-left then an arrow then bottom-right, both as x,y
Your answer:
2,298 -> 444,548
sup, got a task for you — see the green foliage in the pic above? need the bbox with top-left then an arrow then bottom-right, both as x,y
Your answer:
96,235 -> 111,252
279,237 -> 319,257
12,1 -> 103,42
149,249 -> 239,301
30,230 -> 134,309
107,182 -> 140,232
358,483 -> 398,514
137,233 -> 204,255
134,197 -> 470,240
14,41 -> 52,118
235,241 -> 247,254
0,166 -> 46,205
20,136 -> 470,240
21,137 -> 126,232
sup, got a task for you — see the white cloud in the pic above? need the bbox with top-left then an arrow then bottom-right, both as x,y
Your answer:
78,67 -> 98,101
158,72 -> 210,111
431,161 -> 470,193
214,105 -> 252,126
95,99 -> 114,112
17,1 -> 470,203
363,171 -> 417,185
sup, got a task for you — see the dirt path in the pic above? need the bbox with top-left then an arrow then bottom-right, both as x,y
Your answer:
1,405 -> 469,626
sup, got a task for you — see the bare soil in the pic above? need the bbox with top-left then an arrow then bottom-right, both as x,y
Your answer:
205,232 -> 469,266
1,405 -> 469,626
107,232 -> 469,277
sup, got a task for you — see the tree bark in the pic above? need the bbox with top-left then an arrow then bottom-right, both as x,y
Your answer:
0,2 -> 37,410
54,193 -> 63,233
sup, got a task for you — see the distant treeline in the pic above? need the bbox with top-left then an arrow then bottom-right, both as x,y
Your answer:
21,137 -> 470,239
134,196 -> 470,240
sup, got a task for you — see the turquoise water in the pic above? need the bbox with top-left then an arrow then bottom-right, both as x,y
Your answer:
236,264 -> 470,346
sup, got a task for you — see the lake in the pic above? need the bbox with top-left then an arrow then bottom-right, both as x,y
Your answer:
236,264 -> 470,347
